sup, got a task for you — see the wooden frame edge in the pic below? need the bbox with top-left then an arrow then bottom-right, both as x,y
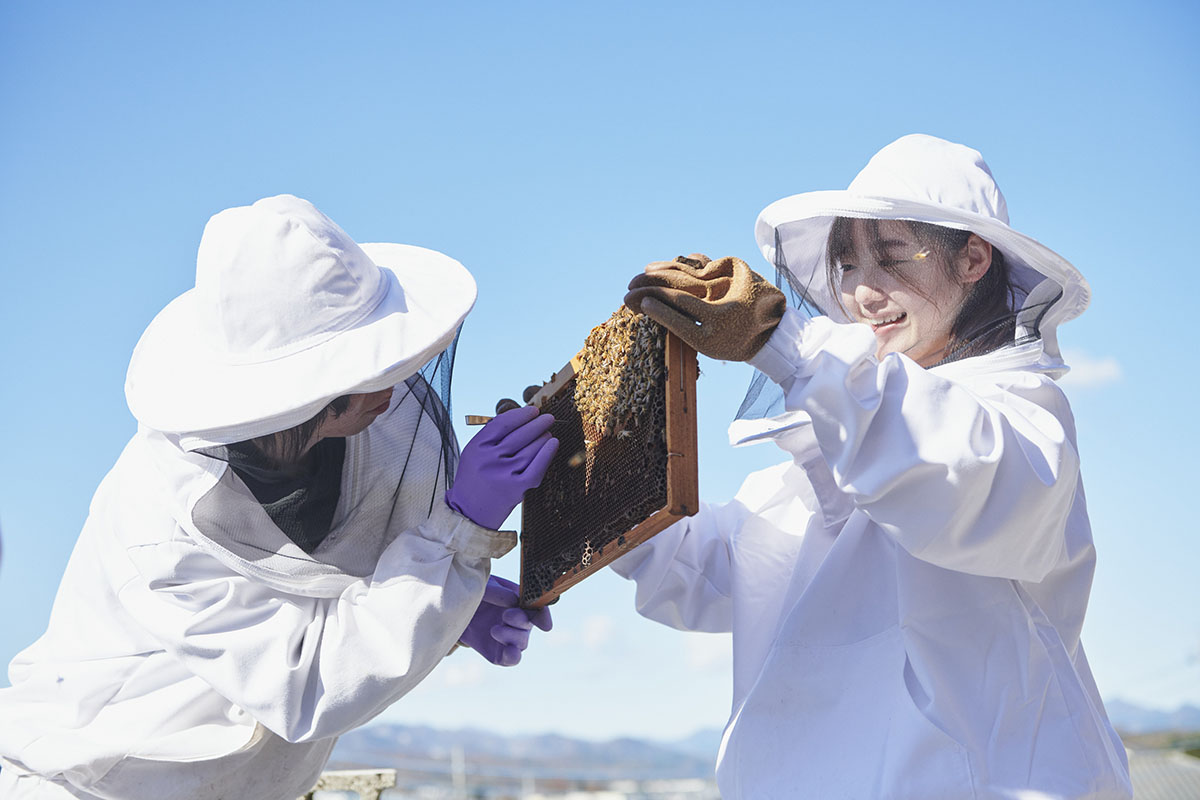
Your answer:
664,332 -> 699,517
523,507 -> 691,608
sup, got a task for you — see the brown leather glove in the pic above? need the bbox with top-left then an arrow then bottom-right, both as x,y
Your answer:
624,254 -> 786,362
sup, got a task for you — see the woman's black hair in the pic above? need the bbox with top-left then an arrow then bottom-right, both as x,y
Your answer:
238,394 -> 353,469
825,217 -> 1016,364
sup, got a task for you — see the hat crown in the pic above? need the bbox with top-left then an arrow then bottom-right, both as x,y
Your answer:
195,194 -> 386,362
847,134 -> 1010,225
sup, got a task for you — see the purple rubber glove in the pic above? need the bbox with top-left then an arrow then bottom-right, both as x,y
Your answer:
459,576 -> 553,666
445,405 -> 559,529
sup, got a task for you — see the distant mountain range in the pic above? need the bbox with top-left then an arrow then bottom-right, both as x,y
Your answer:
330,723 -> 722,781
331,700 -> 1200,780
1105,699 -> 1200,734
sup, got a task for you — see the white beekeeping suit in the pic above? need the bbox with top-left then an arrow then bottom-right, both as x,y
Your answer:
615,136 -> 1132,799
0,196 -> 519,800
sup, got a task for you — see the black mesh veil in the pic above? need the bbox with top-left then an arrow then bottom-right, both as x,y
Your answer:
391,330 -> 461,512
187,330 -> 464,584
735,228 -> 824,422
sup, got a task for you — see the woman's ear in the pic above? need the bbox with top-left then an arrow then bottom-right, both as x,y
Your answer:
958,234 -> 992,285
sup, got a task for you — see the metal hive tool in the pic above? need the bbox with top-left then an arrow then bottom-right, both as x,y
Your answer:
519,307 -> 699,608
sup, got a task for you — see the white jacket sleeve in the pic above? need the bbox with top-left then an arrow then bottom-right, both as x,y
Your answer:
748,309 -> 1079,582
119,500 -> 508,743
609,498 -> 751,633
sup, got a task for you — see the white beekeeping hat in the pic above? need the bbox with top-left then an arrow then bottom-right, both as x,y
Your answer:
125,194 -> 476,448
754,134 -> 1087,339
732,135 -> 1087,445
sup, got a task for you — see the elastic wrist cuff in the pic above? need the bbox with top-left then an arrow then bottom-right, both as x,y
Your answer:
431,500 -> 518,560
747,308 -> 809,384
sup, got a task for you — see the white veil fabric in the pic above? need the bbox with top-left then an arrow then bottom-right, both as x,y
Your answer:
180,343 -> 464,596
121,194 -> 478,594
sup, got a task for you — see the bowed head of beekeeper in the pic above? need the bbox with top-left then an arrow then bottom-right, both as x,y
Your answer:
124,193 -> 480,580
123,193 -> 558,590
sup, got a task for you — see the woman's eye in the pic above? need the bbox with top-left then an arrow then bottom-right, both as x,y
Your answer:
838,261 -> 856,273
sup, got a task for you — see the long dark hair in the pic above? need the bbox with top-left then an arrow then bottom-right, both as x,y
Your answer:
235,394 -> 353,469
825,217 -> 1016,363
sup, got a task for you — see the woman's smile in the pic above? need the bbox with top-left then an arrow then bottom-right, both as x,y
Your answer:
863,311 -> 907,331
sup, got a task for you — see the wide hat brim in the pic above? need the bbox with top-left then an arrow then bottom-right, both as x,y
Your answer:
754,190 -> 1089,329
125,243 -> 475,446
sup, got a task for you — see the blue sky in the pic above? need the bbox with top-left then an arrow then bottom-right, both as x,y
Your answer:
1,1 -> 1197,742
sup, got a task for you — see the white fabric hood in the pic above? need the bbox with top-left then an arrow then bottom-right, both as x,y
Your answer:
125,195 -> 476,448
754,134 -> 1088,357
731,135 -> 1090,446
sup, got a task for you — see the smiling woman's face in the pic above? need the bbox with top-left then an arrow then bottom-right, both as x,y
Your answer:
834,219 -> 976,367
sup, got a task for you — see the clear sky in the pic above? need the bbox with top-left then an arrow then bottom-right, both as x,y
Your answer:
1,1 -> 1197,743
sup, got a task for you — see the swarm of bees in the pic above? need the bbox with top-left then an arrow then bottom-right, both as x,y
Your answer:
574,306 -> 666,438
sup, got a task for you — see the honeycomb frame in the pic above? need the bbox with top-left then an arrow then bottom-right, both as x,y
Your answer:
518,314 -> 698,608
